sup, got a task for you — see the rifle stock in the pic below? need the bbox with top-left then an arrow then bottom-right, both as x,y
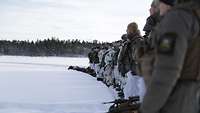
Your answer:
107,103 -> 140,113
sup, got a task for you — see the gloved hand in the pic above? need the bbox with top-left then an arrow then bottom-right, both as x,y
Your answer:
131,70 -> 137,75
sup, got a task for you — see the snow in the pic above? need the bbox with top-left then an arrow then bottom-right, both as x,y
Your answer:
0,55 -> 89,67
123,71 -> 146,102
0,56 -> 114,113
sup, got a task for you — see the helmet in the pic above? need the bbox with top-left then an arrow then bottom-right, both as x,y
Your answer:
159,0 -> 176,6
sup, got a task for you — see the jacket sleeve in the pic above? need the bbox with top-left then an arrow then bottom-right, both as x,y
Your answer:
140,10 -> 199,113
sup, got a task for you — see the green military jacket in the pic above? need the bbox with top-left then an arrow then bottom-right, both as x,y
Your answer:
140,2 -> 200,113
118,33 -> 143,75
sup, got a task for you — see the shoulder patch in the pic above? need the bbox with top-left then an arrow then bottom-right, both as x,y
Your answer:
157,32 -> 177,55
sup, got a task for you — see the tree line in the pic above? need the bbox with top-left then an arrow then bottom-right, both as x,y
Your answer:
0,38 -> 109,57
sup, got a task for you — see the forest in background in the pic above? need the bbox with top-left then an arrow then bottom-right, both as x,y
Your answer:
0,38 -> 110,57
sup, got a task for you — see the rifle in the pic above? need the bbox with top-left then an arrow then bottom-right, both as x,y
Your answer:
103,96 -> 139,104
103,96 -> 140,113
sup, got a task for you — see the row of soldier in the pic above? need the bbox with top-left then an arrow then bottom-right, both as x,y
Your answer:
88,22 -> 147,100
89,0 -> 200,113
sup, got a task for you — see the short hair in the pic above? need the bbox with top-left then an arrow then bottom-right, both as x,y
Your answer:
127,22 -> 138,33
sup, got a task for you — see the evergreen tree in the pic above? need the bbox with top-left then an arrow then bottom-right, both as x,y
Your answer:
0,38 -> 110,57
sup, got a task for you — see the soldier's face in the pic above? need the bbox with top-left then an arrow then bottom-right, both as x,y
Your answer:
126,27 -> 134,34
159,2 -> 172,16
149,7 -> 156,15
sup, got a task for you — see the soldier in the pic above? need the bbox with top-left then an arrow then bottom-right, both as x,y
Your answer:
139,0 -> 200,113
92,47 -> 100,75
112,41 -> 122,87
117,22 -> 146,100
118,22 -> 143,77
118,34 -> 129,77
88,48 -> 94,69
140,0 -> 175,86
103,47 -> 116,86
97,46 -> 108,81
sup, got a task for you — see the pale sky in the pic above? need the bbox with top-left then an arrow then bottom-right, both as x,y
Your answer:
0,0 -> 152,42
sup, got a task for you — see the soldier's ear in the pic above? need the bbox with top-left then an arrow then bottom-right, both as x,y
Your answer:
157,32 -> 177,55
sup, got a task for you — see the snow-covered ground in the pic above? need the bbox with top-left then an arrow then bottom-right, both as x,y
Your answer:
0,56 -> 114,113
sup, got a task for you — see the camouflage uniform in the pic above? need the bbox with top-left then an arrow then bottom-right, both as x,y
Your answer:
104,48 -> 116,86
140,9 -> 160,86
140,24 -> 158,86
140,1 -> 200,113
118,32 -> 143,76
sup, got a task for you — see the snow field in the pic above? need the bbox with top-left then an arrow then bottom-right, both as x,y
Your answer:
0,56 -> 114,113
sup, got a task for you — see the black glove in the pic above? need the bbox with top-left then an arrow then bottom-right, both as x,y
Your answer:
131,70 -> 137,75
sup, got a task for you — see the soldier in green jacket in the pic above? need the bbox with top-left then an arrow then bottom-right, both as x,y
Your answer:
139,0 -> 200,113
